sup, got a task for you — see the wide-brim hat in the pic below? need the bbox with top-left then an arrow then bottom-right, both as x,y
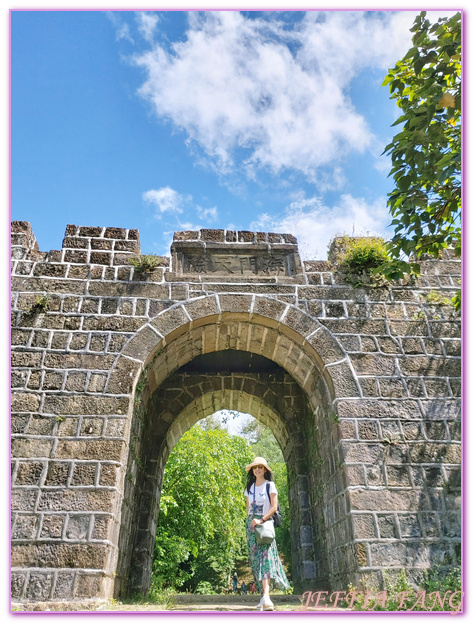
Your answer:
245,457 -> 272,473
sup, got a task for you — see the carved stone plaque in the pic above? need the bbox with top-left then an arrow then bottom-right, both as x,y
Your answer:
183,252 -> 295,276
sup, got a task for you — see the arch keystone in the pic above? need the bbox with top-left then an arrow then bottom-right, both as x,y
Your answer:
217,293 -> 254,317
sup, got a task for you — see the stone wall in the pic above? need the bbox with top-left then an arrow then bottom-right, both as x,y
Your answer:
11,222 -> 461,605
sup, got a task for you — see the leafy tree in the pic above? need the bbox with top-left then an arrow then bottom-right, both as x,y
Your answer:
153,426 -> 253,591
382,11 -> 461,280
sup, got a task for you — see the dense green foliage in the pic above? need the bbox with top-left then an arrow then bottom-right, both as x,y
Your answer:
152,426 -> 253,592
152,415 -> 292,593
335,237 -> 390,287
382,11 -> 461,280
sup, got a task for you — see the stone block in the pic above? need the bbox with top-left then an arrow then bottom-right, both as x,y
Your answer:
11,438 -> 53,459
104,418 -> 126,438
424,421 -> 448,440
337,399 -> 422,420
45,461 -> 71,486
43,395 -> 129,415
401,422 -> 423,441
12,514 -> 39,539
89,333 -> 108,352
430,321 -> 461,339
378,378 -> 407,398
66,515 -> 90,540
350,354 -> 397,376
14,541 -> 110,569
64,372 -> 87,391
421,400 -> 460,420
55,439 -> 125,462
25,572 -> 54,600
11,392 -> 41,412
71,463 -> 97,486
377,514 -> 398,539
104,227 -> 126,239
352,514 -> 376,539
342,441 -> 384,464
74,573 -> 102,598
357,421 -> 379,440
350,489 -> 425,512
398,514 -> 422,538
42,371 -> 64,390
44,353 -> 116,370
37,489 -> 116,512
11,414 -> 29,434
325,362 -> 360,397
422,379 -> 450,398
359,378 -> 379,397
15,461 -> 45,486
218,293 -> 254,316
400,356 -> 461,377
87,373 -> 107,393
409,442 -> 460,464
57,416 -> 80,437
345,464 -> 365,486
11,572 -> 27,599
12,489 -> 38,512
106,357 -> 141,394
307,328 -> 346,364
26,371 -> 41,390
386,465 -> 411,487
99,464 -> 118,487
359,336 -> 377,351
53,572 -> 75,598
40,514 -> 65,538
122,325 -> 162,363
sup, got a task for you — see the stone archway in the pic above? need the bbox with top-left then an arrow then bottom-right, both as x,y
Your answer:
108,295 -> 357,597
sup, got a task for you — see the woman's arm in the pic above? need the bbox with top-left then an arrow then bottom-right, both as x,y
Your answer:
262,492 -> 278,521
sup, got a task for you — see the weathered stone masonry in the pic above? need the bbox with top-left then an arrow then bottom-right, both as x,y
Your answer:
11,221 -> 461,605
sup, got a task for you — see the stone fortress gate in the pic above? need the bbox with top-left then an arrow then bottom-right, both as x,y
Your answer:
11,222 -> 461,606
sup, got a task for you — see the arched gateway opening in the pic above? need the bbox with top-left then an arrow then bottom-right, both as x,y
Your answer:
109,295 -> 358,597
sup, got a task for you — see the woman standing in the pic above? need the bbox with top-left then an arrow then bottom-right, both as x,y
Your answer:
244,457 -> 290,611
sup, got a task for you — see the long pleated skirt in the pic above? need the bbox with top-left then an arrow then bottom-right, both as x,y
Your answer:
245,515 -> 290,592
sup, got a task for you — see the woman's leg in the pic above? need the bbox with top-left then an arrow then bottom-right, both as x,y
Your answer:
262,577 -> 270,597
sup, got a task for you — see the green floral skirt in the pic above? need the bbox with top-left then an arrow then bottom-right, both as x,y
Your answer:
245,515 -> 290,593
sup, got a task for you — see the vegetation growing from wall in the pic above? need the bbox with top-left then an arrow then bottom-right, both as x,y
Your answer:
330,236 -> 391,288
128,254 -> 164,273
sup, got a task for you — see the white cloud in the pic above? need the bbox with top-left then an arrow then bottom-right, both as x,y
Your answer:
132,11 -> 426,180
251,194 -> 391,260
106,11 -> 134,44
136,11 -> 159,42
143,186 -> 190,218
196,205 -> 218,222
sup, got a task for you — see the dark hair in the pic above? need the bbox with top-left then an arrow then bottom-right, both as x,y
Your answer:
245,467 -> 273,494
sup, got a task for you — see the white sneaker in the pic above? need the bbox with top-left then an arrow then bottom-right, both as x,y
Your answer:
256,596 -> 264,610
262,596 -> 274,611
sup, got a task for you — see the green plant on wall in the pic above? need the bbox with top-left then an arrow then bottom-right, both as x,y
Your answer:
332,237 -> 391,288
129,254 -> 164,273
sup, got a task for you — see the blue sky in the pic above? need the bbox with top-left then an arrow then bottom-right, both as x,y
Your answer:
11,7 -> 458,260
